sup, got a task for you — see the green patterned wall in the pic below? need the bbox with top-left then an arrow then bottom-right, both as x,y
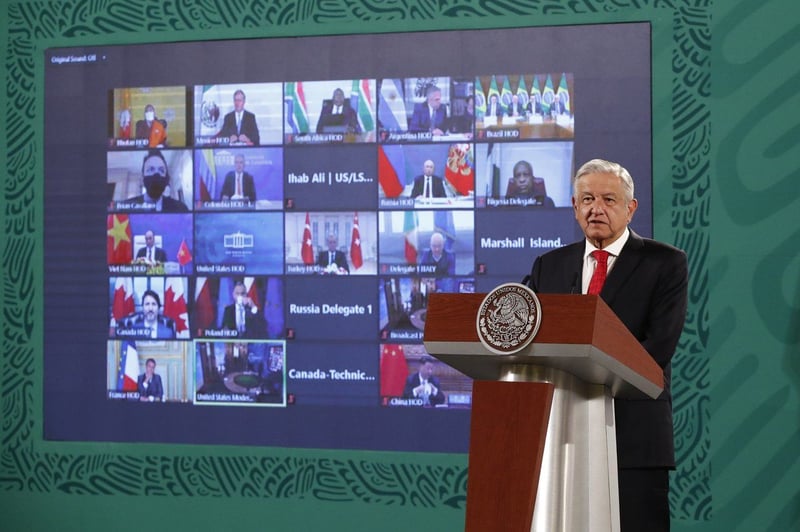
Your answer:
706,0 -> 800,530
1,1 -> 796,531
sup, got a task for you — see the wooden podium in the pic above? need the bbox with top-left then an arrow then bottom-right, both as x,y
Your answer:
423,293 -> 663,532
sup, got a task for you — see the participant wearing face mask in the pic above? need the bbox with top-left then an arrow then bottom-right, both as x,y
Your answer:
134,104 -> 168,147
124,149 -> 189,212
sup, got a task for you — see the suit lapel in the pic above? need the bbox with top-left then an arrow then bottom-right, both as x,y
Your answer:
601,230 -> 645,303
553,243 -> 583,293
565,244 -> 584,292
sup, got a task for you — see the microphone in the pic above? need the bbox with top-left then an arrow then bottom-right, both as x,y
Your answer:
569,271 -> 580,294
520,274 -> 530,287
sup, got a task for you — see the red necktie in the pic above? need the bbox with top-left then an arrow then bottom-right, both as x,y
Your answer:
587,250 -> 609,295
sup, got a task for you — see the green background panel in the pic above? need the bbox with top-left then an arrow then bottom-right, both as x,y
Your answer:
1,1 -> 797,530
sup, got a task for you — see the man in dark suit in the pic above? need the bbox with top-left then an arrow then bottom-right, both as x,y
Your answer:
551,93 -> 568,116
526,96 -> 542,115
316,233 -> 349,273
219,153 -> 256,203
120,290 -> 176,339
218,89 -> 260,146
418,232 -> 456,276
408,85 -> 447,135
316,88 -> 360,134
410,159 -> 447,199
449,95 -> 474,134
485,94 -> 503,118
402,356 -> 446,406
525,158 -> 688,532
223,342 -> 250,375
258,347 -> 284,397
137,358 -> 164,402
124,149 -> 189,212
136,230 -> 168,263
506,160 -> 556,207
221,281 -> 265,339
506,94 -> 526,118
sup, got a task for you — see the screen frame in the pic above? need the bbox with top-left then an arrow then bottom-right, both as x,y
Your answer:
42,21 -> 655,453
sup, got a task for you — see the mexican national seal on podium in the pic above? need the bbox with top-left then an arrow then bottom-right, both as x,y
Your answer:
476,282 -> 542,355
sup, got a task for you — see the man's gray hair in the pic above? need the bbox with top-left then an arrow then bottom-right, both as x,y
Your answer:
572,159 -> 635,202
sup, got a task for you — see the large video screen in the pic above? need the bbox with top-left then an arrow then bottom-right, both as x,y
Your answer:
44,23 -> 652,452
